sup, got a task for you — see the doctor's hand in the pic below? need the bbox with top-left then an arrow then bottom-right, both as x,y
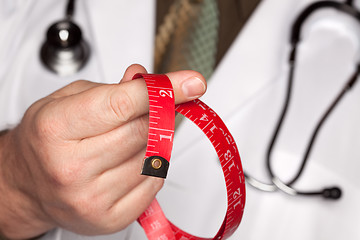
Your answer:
0,64 -> 206,239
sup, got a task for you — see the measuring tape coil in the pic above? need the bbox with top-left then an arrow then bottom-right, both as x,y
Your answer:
132,74 -> 246,240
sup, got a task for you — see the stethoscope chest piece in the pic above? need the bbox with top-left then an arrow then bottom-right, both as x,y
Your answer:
40,19 -> 90,76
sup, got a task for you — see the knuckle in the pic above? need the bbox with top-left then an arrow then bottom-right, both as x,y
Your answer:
153,178 -> 165,192
33,111 -> 53,136
65,192 -> 112,229
70,193 -> 99,219
109,89 -> 136,123
48,161 -> 83,187
70,79 -> 89,86
66,79 -> 91,91
32,103 -> 62,141
50,80 -> 91,98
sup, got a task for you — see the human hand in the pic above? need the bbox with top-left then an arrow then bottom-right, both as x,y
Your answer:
0,64 -> 206,239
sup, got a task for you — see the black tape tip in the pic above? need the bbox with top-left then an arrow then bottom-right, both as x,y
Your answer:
141,156 -> 169,179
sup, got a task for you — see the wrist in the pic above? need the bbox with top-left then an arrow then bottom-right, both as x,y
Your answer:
0,129 -> 54,239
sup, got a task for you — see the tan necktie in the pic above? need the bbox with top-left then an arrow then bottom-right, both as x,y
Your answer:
155,0 -> 219,79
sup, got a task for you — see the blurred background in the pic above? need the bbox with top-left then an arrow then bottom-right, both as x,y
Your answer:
1,0 -> 360,239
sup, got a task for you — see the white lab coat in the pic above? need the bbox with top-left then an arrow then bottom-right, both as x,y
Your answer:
1,0 -> 360,239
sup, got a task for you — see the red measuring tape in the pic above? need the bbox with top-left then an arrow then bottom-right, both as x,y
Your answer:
132,74 -> 245,240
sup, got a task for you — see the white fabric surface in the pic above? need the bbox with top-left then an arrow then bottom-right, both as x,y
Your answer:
1,0 -> 360,239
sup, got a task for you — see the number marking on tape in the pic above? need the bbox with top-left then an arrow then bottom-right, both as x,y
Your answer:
132,74 -> 246,240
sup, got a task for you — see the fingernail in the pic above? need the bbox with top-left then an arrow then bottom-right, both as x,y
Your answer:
182,77 -> 206,99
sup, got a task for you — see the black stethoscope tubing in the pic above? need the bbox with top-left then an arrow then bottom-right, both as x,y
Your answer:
245,0 -> 360,200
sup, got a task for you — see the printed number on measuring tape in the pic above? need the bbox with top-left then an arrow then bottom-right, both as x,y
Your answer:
132,74 -> 246,240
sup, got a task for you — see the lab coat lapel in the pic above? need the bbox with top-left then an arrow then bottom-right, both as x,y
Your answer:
173,0 -> 295,155
202,0 -> 292,119
86,0 -> 155,84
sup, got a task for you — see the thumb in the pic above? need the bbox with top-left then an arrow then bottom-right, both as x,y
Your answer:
40,70 -> 206,140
